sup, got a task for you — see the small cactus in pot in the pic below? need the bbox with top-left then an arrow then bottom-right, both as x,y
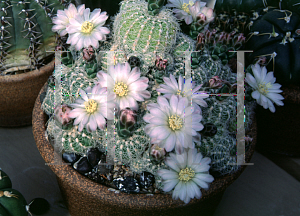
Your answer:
0,0 -> 65,75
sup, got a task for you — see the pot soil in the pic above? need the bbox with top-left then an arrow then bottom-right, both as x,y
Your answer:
32,84 -> 257,216
255,84 -> 300,157
0,61 -> 54,127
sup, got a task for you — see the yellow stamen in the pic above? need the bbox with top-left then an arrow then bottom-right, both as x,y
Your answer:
177,90 -> 185,97
258,82 -> 272,95
182,1 -> 194,14
84,99 -> 98,114
114,82 -> 128,97
81,21 -> 94,34
169,115 -> 183,131
178,167 -> 195,182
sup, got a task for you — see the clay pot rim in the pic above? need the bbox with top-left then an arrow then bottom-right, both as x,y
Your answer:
32,84 -> 256,209
0,60 -> 55,83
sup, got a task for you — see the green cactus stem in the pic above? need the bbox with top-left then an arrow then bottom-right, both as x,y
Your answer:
147,0 -> 165,16
113,0 -> 179,68
0,0 -> 65,75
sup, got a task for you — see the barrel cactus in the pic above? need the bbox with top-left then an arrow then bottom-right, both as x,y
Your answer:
245,8 -> 300,86
113,0 -> 180,68
0,0 -> 65,75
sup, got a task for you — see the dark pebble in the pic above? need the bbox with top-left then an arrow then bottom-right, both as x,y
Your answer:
113,176 -> 140,194
73,157 -> 93,175
62,152 -> 81,165
87,148 -> 103,167
139,172 -> 155,190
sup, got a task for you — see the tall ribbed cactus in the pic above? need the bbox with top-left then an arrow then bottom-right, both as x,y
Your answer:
0,0 -> 65,75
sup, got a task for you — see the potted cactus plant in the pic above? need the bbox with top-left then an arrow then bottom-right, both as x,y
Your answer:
32,0 -> 259,215
0,0 -> 66,127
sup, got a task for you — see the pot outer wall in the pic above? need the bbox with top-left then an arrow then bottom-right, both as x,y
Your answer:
32,84 -> 257,216
255,84 -> 300,157
0,61 -> 54,127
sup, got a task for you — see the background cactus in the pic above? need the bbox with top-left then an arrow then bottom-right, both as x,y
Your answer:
196,29 -> 245,65
113,0 -> 179,69
190,53 -> 234,86
214,0 -> 280,14
245,8 -> 300,86
0,0 -> 66,75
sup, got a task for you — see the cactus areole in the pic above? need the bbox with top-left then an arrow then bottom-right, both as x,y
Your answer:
245,8 -> 300,86
0,0 -> 64,75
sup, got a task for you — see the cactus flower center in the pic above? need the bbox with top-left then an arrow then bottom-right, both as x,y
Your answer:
84,99 -> 98,114
177,90 -> 185,97
81,21 -> 94,34
178,167 -> 195,182
169,115 -> 183,131
182,1 -> 194,14
114,82 -> 128,97
258,82 -> 272,95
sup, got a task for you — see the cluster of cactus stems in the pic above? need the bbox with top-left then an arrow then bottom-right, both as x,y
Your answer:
212,10 -> 250,33
0,0 -> 65,75
38,0 -> 260,190
196,29 -> 246,65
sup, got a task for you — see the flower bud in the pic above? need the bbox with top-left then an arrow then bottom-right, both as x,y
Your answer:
83,45 -> 95,62
208,76 -> 223,89
200,7 -> 214,23
54,104 -> 73,129
150,144 -> 166,161
155,55 -> 168,71
117,108 -> 137,138
245,136 -> 253,144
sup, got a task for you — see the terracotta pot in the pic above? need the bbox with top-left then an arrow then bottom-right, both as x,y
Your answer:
32,84 -> 257,216
255,84 -> 300,157
0,61 -> 54,127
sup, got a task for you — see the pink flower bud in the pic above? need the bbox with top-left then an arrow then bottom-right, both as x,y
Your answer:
83,45 -> 95,61
196,33 -> 205,50
200,7 -> 214,23
150,144 -> 166,161
197,13 -> 206,21
54,104 -> 72,126
208,76 -> 223,89
245,136 -> 253,144
119,107 -> 137,129
155,55 -> 168,71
